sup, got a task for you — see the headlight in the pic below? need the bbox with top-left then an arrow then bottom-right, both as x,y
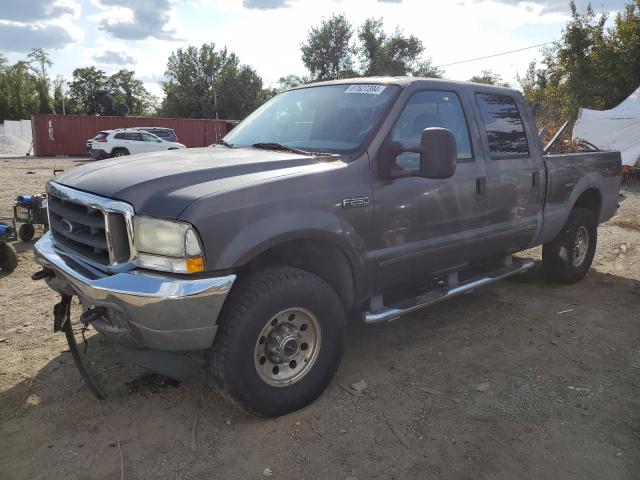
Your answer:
133,216 -> 205,273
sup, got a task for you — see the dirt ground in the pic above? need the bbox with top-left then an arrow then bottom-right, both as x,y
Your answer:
0,158 -> 639,480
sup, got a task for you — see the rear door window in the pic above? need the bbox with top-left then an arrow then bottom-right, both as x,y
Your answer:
114,132 -> 141,141
475,94 -> 529,158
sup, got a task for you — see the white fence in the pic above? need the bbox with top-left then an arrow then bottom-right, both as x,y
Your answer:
3,119 -> 33,141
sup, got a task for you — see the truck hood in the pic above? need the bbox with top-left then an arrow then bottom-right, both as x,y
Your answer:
54,147 -> 339,218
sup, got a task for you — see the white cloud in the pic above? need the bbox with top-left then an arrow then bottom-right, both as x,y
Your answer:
94,50 -> 136,65
0,22 -> 76,52
0,0 -> 79,22
96,0 -> 182,40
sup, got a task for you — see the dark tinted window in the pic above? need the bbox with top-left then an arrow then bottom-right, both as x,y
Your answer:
476,94 -> 529,157
141,132 -> 160,142
115,132 -> 142,141
391,90 -> 472,171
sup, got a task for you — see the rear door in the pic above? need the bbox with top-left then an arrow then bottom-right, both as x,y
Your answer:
124,132 -> 146,154
473,92 -> 544,254
112,132 -> 139,154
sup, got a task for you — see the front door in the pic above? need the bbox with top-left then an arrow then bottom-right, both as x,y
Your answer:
139,132 -> 163,153
372,89 -> 488,293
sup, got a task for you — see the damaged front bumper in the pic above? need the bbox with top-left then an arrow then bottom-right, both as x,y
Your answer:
34,232 -> 236,351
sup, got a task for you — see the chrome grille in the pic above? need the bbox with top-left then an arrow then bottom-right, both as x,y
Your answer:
47,182 -> 135,268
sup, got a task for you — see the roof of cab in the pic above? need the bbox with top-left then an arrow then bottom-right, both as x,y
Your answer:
292,76 -> 521,96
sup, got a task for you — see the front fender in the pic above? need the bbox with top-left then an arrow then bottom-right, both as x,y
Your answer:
215,209 -> 367,273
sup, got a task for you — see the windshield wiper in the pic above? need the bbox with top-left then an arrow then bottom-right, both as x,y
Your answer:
215,139 -> 234,148
251,142 -> 313,156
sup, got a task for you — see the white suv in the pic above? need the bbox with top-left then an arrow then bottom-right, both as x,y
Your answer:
88,129 -> 186,159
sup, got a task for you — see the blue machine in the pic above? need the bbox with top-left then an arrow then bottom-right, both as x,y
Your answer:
13,193 -> 48,241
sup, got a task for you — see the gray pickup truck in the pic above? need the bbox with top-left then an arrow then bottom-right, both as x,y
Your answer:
33,78 -> 621,417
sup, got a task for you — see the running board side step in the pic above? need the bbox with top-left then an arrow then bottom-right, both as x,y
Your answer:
363,259 -> 535,324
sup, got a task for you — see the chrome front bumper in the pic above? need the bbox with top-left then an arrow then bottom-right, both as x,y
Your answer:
34,232 -> 236,351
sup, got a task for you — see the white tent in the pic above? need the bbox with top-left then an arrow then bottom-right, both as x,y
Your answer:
572,86 -> 640,167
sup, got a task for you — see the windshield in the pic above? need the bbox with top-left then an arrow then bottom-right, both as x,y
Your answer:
224,84 -> 400,154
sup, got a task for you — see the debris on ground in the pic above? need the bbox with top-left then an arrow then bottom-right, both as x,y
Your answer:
416,386 -> 444,395
350,380 -> 368,393
386,419 -> 411,449
263,467 -> 273,476
125,373 -> 181,394
475,382 -> 490,393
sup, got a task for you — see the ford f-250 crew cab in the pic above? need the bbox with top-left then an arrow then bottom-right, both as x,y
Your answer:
32,78 -> 621,417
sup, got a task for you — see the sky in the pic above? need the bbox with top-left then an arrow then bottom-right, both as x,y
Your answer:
0,0 -> 628,98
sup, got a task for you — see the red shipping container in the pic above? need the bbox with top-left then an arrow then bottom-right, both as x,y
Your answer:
32,114 -> 231,157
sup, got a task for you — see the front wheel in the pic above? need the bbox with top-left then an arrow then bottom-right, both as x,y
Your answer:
542,207 -> 597,284
210,267 -> 346,417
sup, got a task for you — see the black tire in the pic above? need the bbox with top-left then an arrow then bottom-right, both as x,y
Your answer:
111,148 -> 129,158
542,207 -> 597,284
210,266 -> 346,417
18,223 -> 35,241
0,242 -> 18,272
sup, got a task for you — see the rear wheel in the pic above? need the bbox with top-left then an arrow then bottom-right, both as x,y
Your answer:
0,242 -> 18,272
542,207 -> 597,283
210,266 -> 346,417
111,148 -> 129,158
18,223 -> 35,241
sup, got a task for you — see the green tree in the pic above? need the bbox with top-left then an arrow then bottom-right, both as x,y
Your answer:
413,59 -> 444,79
276,74 -> 308,91
108,69 -> 155,116
0,55 -> 10,120
27,48 -> 53,114
52,75 -> 65,114
607,1 -> 640,102
2,61 -> 39,119
469,70 -> 510,86
301,14 -> 356,81
358,18 -> 441,77
68,67 -> 110,115
521,1 -> 640,125
300,16 -> 441,81
161,43 -> 271,119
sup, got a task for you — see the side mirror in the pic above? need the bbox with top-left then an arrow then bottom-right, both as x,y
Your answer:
417,127 -> 457,179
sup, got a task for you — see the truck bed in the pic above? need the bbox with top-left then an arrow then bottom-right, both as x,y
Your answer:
537,151 -> 621,245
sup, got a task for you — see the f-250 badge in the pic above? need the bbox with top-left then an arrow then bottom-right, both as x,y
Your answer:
342,196 -> 369,209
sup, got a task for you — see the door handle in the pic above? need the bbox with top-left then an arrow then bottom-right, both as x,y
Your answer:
476,177 -> 487,197
532,172 -> 539,189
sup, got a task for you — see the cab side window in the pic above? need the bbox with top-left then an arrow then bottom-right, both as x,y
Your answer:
115,132 -> 141,141
475,94 -> 529,158
391,91 -> 473,171
141,133 -> 159,142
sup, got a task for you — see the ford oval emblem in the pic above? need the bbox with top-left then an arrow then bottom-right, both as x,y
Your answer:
61,219 -> 73,233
